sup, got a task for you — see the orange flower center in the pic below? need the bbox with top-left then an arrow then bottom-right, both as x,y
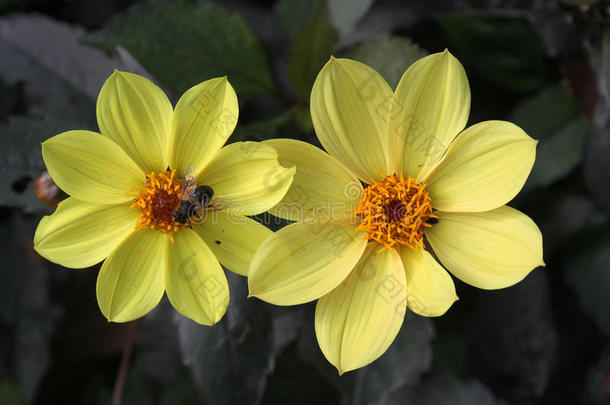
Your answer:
131,169 -> 188,236
356,174 -> 436,250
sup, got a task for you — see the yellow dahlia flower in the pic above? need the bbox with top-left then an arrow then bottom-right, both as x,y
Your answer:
248,51 -> 544,373
34,71 -> 294,325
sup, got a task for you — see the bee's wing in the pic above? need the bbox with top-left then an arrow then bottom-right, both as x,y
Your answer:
180,163 -> 197,199
182,163 -> 194,180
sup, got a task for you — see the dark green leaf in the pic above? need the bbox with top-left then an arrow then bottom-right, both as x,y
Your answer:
468,270 -> 557,402
353,313 -> 435,405
533,194 -> 601,256
584,128 -> 610,211
526,118 -> 587,190
564,223 -> 610,335
288,6 -> 339,101
586,30 -> 610,210
123,303 -> 199,405
386,375 -> 498,405
510,84 -> 589,190
438,14 -> 548,93
0,216 -> 61,402
297,309 -> 434,405
231,111 -> 294,143
274,0 -> 319,37
511,84 -> 581,141
88,1 -> 275,95
430,328 -> 467,378
176,272 -> 276,405
350,33 -> 426,89
602,29 -> 610,103
584,345 -> 610,404
0,381 -> 25,405
560,0 -> 598,5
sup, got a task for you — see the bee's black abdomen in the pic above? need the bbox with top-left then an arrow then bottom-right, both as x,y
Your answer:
173,185 -> 214,225
194,185 -> 214,207
173,201 -> 196,224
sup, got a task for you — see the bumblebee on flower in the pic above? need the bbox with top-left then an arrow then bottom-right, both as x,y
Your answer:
34,70 -> 295,325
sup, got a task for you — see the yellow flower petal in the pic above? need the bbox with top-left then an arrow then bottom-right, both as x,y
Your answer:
169,77 -> 238,177
165,228 -> 229,325
311,57 -> 394,181
263,138 -> 362,221
315,243 -> 406,374
388,50 -> 470,181
426,206 -> 544,290
398,246 -> 457,317
96,228 -> 166,323
248,219 -> 368,305
198,141 -> 295,216
97,71 -> 173,173
192,211 -> 272,277
426,121 -> 537,212
34,197 -> 137,268
42,130 -> 145,204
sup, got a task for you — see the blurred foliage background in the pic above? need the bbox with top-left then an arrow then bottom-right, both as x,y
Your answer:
0,0 -> 610,404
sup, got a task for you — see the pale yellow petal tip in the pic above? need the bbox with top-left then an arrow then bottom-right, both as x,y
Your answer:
437,48 -> 454,59
214,75 -> 229,85
334,362 -> 348,376
326,55 -> 344,69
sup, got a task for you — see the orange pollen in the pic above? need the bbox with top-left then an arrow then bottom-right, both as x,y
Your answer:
356,174 -> 436,250
131,169 -> 186,236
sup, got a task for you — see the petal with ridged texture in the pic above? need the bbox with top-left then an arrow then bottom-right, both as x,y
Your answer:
96,228 -> 167,322
170,77 -> 238,177
34,197 -> 137,268
311,57 -> 394,181
263,138 -> 362,221
426,206 -> 544,289
248,219 -> 368,305
398,246 -> 458,317
193,211 -> 272,277
166,228 -> 229,325
198,142 -> 295,216
315,244 -> 406,374
42,130 -> 145,204
97,71 -> 173,173
426,121 -> 536,212
388,50 -> 470,181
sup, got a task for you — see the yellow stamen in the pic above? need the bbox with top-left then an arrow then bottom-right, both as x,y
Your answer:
132,169 -> 189,236
356,174 -> 436,250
